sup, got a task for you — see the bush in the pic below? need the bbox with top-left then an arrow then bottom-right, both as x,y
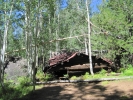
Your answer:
36,70 -> 45,81
63,74 -> 69,77
82,72 -> 90,80
118,67 -> 125,73
98,69 -> 107,75
0,77 -> 32,100
17,76 -> 31,87
36,69 -> 54,81
44,73 -> 54,81
16,76 -> 32,97
122,65 -> 133,76
70,76 -> 77,80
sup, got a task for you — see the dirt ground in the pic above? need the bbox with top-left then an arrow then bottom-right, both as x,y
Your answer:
21,79 -> 133,100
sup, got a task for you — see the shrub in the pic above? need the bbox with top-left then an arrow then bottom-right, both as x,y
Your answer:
44,73 -> 54,81
36,69 -> 45,81
122,65 -> 133,76
36,69 -> 54,81
82,72 -> 90,80
70,76 -> 77,80
17,76 -> 31,87
0,77 -> 32,100
63,74 -> 69,77
16,76 -> 32,97
98,69 -> 107,75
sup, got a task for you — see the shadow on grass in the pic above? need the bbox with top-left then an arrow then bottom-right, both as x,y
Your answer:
18,81 -> 133,100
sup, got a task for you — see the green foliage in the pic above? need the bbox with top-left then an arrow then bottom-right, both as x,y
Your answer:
36,70 -> 46,82
92,74 -> 103,79
118,67 -> 125,73
17,76 -> 31,87
16,76 -> 32,96
110,71 -> 116,75
122,65 -> 133,76
0,77 -> 32,100
91,0 -> 133,66
0,83 -> 19,100
82,72 -> 90,80
44,73 -> 54,81
101,81 -> 109,85
92,69 -> 107,78
36,69 -> 54,81
70,76 -> 77,80
63,74 -> 69,78
98,69 -> 107,75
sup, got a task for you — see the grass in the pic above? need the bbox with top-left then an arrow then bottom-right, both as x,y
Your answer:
70,65 -> 133,80
101,81 -> 109,85
121,65 -> 133,76
70,76 -> 77,80
35,85 -> 44,90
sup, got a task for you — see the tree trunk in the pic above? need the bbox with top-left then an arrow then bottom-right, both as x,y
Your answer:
49,14 -> 52,58
86,0 -> 94,75
84,36 -> 88,55
0,1 -> 13,93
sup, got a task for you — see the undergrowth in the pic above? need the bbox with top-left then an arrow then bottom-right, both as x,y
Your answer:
36,69 -> 54,81
70,65 -> 133,80
121,64 -> 133,76
70,76 -> 77,80
0,76 -> 32,100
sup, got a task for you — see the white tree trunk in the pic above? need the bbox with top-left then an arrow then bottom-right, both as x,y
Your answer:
84,37 -> 88,55
0,1 -> 13,82
86,0 -> 94,75
24,0 -> 33,78
49,14 -> 52,58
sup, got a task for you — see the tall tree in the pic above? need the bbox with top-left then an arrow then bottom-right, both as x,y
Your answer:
91,0 -> 133,67
0,0 -> 14,91
86,0 -> 94,75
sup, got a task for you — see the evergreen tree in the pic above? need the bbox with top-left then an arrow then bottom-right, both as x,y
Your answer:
91,0 -> 133,67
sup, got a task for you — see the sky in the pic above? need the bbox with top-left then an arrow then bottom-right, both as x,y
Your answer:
13,0 -> 102,36
60,0 -> 102,13
90,0 -> 102,13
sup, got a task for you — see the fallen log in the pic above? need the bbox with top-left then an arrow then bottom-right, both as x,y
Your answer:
36,76 -> 133,84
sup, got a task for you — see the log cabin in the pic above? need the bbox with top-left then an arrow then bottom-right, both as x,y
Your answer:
43,51 -> 113,78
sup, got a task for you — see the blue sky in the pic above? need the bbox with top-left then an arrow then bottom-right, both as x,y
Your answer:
13,0 -> 102,36
60,0 -> 102,13
90,0 -> 102,13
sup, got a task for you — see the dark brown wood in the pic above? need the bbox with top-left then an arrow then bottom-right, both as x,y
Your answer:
68,71 -> 87,73
59,77 -> 69,80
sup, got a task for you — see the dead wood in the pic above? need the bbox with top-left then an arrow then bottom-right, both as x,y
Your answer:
36,76 -> 133,84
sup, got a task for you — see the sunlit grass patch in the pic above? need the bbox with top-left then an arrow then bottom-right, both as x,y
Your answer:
101,81 -> 109,86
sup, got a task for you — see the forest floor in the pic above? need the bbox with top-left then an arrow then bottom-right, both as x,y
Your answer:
20,79 -> 133,100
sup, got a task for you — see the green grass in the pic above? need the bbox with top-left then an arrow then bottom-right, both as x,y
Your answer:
70,76 -> 77,80
101,81 -> 109,85
122,65 -> 133,76
70,65 -> 133,80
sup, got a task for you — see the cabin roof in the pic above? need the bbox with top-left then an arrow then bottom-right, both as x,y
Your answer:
48,51 -> 113,68
49,52 -> 88,67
